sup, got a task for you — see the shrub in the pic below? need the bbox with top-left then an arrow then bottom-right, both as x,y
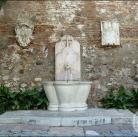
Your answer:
101,85 -> 138,110
0,85 -> 48,114
129,88 -> 138,108
0,0 -> 7,9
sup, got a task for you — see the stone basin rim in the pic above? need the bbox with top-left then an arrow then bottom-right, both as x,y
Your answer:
43,81 -> 92,85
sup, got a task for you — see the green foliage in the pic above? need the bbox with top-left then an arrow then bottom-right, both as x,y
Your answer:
129,88 -> 138,108
0,0 -> 7,9
101,85 -> 138,109
0,85 -> 48,114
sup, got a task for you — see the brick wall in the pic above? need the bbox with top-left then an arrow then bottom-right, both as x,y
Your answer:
0,0 -> 137,106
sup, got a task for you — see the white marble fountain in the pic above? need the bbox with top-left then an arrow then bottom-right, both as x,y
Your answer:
43,35 -> 92,111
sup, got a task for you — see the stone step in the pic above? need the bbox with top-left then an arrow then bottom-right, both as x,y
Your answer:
0,108 -> 136,127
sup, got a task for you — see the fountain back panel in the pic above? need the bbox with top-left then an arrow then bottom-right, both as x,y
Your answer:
55,35 -> 81,81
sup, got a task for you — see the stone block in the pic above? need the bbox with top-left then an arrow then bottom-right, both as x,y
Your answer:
61,116 -> 111,126
0,109 -> 135,127
48,127 -> 84,136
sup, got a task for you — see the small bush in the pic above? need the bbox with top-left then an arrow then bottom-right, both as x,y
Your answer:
0,0 -> 7,9
101,85 -> 138,110
0,85 -> 48,114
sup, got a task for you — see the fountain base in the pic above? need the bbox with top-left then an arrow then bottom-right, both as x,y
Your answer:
0,109 -> 135,126
43,81 -> 92,111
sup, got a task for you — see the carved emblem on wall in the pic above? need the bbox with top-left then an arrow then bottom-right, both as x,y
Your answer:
15,12 -> 36,48
101,21 -> 120,46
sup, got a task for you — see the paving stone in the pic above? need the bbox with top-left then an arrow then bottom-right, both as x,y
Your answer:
110,130 -> 138,136
110,130 -> 125,136
84,124 -> 117,132
0,124 -> 15,130
0,130 -> 10,136
84,124 -> 138,136
118,124 -> 134,130
32,130 -> 48,136
0,124 -> 138,136
100,131 -> 112,136
85,130 -> 100,136
120,130 -> 134,135
130,131 -> 138,136
48,127 -> 84,136
14,124 -> 49,131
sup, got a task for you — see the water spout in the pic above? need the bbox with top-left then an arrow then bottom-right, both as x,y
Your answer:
64,64 -> 72,81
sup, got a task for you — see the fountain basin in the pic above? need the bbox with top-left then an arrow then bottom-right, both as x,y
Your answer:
43,81 -> 92,111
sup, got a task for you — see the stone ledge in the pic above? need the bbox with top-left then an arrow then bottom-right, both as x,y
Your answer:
0,108 -> 136,127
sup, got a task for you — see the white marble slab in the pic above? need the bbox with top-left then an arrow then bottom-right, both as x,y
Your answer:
55,35 -> 81,80
0,109 -> 135,126
101,21 -> 120,46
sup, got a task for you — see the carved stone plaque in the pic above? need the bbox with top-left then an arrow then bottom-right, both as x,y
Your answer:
15,12 -> 35,48
101,21 -> 120,46
55,35 -> 81,80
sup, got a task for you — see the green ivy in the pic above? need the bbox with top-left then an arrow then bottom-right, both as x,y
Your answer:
0,85 -> 48,114
101,85 -> 138,110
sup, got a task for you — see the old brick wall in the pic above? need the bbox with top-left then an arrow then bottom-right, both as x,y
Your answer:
0,1 -> 137,107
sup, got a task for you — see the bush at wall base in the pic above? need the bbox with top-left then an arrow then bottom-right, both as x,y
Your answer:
101,85 -> 138,110
0,85 -> 48,114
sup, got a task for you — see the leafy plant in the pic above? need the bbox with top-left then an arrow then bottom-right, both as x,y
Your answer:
0,0 -> 7,9
0,85 -> 48,114
129,88 -> 138,108
101,85 -> 138,109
